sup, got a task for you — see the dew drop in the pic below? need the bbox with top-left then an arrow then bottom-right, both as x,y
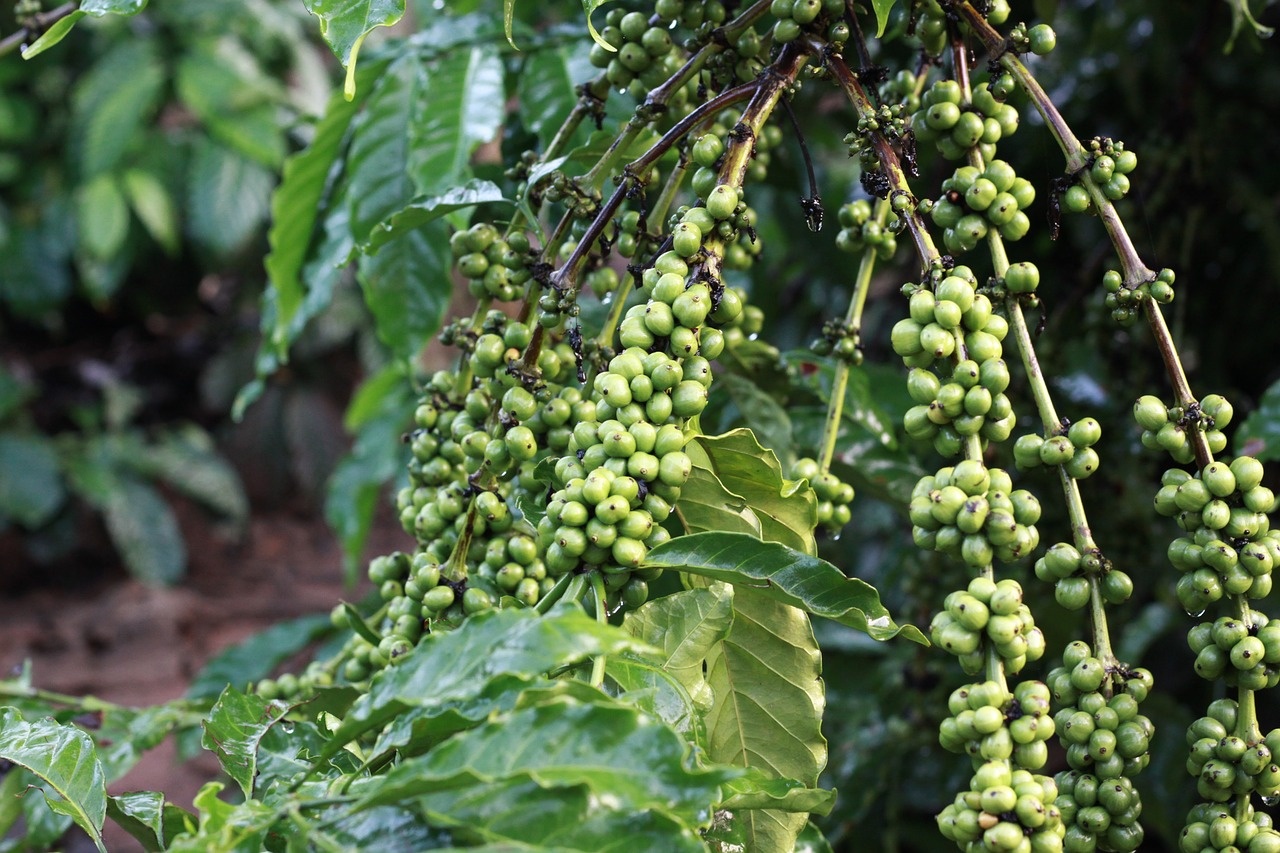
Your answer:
280,722 -> 295,734
1264,794 -> 1280,807
1186,608 -> 1207,618
830,532 -> 842,541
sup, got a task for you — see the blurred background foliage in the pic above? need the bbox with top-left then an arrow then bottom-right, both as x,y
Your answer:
1,0 -> 1279,849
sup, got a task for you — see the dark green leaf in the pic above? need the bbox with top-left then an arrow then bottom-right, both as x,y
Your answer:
322,604 -> 653,757
0,368 -> 34,421
795,820 -> 836,853
356,697 -> 738,826
0,707 -> 107,852
718,372 -> 796,463
325,369 -> 415,576
356,221 -> 453,357
702,589 -> 824,852
415,777 -> 707,851
70,40 -> 165,179
103,476 -> 185,586
406,46 -> 505,197
201,687 -> 289,799
645,531 -> 927,644
0,432 -> 65,528
95,705 -> 187,782
364,180 -> 510,250
124,425 -> 248,526
347,55 -> 426,241
581,0 -> 619,49
265,58 -> 385,360
686,429 -> 817,554
187,614 -> 334,700
174,41 -> 286,168
303,0 -> 405,66
370,673 -> 544,761
187,139 -> 274,257
165,781 -> 276,852
516,43 -> 595,147
1237,375 -> 1280,460
81,0 -> 147,12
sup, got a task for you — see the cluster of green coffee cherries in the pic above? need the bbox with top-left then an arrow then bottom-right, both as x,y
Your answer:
1059,138 -> 1139,216
1014,415 -> 1102,481
935,682 -> 1065,851
1135,393 -> 1231,465
912,0 -> 1011,56
914,79 -> 1022,166
449,222 -> 532,302
1102,265 -> 1173,326
767,0 -> 847,46
833,199 -> 898,260
1180,699 -> 1280,850
1188,613 -> 1280,689
894,269 -> 1017,456
1151,453 -> 1277,614
930,573 -> 1046,676
1181,801 -> 1280,853
787,456 -> 855,535
589,8 -> 681,98
1032,540 -> 1134,613
1046,642 -> 1155,852
925,158 -> 1036,252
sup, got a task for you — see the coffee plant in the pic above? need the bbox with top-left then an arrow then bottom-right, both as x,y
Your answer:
2,0 -> 1279,850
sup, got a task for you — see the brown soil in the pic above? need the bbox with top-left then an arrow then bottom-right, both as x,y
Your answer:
0,498 -> 414,850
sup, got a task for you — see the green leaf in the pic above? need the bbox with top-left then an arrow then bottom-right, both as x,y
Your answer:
677,449 -> 764,539
644,531 -> 927,644
107,792 -> 178,852
20,11 -> 87,59
872,0 -> 897,36
303,0 -> 405,67
265,59 -> 385,361
370,673 -> 546,761
364,179 -> 509,250
71,40 -> 165,179
123,426 -> 248,526
103,476 -> 186,586
717,372 -> 795,463
581,0 -> 619,50
0,433 -> 65,528
201,687 -> 290,799
406,45 -> 505,197
174,41 -> 286,168
414,776 -> 707,851
504,0 -> 517,47
122,170 -> 180,255
322,604 -> 654,757
325,365 -> 415,577
357,220 -> 453,357
621,584 -> 734,707
516,43 -> 596,147
702,588 -> 825,853
186,139 -> 274,257
795,820 -> 836,853
81,0 -> 147,13
718,769 -> 836,814
347,55 -> 425,242
602,658 -> 702,747
0,707 -> 108,852
76,174 -> 129,260
187,614 -> 334,700
1237,376 -> 1280,460
356,697 -> 739,826
686,429 -> 818,555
